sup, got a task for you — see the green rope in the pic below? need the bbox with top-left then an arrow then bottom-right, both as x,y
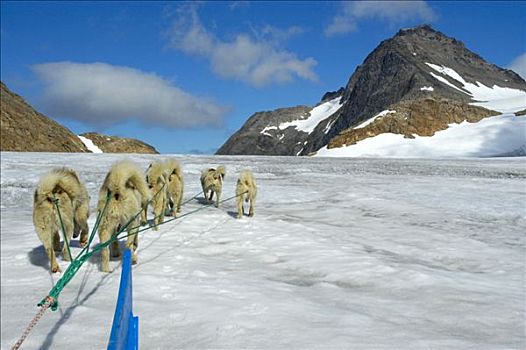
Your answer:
127,190 -> 202,231
39,184 -> 165,310
75,191 -> 111,260
39,185 -> 243,311
52,196 -> 73,262
122,191 -> 247,238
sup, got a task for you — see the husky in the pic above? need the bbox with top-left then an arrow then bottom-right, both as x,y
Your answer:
33,168 -> 90,273
235,170 -> 257,218
145,162 -> 167,230
164,159 -> 184,216
200,165 -> 226,208
97,161 -> 150,272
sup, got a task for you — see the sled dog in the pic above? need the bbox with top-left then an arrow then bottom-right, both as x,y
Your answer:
235,170 -> 257,218
33,168 -> 90,273
97,161 -> 150,272
200,165 -> 226,208
164,159 -> 184,216
145,162 -> 167,230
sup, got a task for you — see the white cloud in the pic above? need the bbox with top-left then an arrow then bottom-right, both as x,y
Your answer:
32,62 -> 229,129
167,4 -> 317,87
325,1 -> 437,37
508,53 -> 526,80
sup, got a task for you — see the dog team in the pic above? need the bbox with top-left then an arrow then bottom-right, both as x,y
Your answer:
32,160 -> 257,273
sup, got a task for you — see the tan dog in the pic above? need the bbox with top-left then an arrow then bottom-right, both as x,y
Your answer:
164,159 -> 184,216
145,162 -> 167,230
236,170 -> 257,218
200,165 -> 225,208
97,161 -> 150,272
33,168 -> 90,273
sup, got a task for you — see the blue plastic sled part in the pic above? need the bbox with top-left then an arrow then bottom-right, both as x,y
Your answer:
108,249 -> 139,350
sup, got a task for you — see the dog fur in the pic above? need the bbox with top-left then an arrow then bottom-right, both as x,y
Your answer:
33,168 -> 90,273
97,161 -> 150,272
236,170 -> 257,218
200,165 -> 225,208
145,162 -> 167,230
164,159 -> 184,216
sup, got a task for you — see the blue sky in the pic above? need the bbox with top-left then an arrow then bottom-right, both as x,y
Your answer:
1,1 -> 525,154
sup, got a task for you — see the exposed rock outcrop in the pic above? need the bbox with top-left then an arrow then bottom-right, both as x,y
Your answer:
328,98 -> 499,148
80,132 -> 159,154
1,82 -> 88,152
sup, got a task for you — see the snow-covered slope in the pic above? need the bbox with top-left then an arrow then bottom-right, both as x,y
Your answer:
78,135 -> 103,153
426,63 -> 526,114
276,97 -> 343,134
316,113 -> 525,158
1,153 -> 525,349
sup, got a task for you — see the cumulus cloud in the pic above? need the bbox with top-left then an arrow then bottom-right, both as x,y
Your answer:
166,4 -> 317,87
325,1 -> 437,37
508,53 -> 526,80
32,62 -> 229,129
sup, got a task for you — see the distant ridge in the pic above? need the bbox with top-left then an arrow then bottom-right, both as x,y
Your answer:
1,81 -> 88,153
1,81 -> 159,154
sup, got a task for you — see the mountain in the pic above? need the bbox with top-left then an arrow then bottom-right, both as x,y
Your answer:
217,25 -> 526,157
1,81 -> 88,152
79,132 -> 159,154
1,81 -> 159,154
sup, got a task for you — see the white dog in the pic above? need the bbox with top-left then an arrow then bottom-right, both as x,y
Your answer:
145,162 -> 167,230
33,168 -> 90,273
97,161 -> 150,272
200,165 -> 226,208
164,159 -> 184,216
236,170 -> 257,218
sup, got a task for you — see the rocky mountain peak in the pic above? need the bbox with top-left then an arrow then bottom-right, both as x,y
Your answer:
217,25 -> 526,157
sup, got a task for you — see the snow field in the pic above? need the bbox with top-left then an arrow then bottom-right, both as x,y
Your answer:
78,135 -> 103,153
1,153 -> 525,349
316,113 -> 526,158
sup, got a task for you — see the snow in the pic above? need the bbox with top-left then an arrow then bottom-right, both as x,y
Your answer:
354,110 -> 396,129
1,153 -> 524,349
426,63 -> 526,113
279,97 -> 343,134
78,135 -> 103,153
316,114 -> 525,158
324,120 -> 334,134
420,86 -> 434,91
260,125 -> 278,136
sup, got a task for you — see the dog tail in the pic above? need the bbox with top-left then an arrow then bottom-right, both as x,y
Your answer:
146,162 -> 167,187
105,161 -> 151,207
36,167 -> 82,203
215,165 -> 226,181
164,159 -> 183,181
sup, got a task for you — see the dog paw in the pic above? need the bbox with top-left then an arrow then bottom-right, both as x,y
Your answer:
51,265 -> 61,273
79,240 -> 88,248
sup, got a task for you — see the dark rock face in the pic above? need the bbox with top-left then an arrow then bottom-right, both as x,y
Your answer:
301,25 -> 526,155
216,106 -> 311,156
80,132 -> 159,154
217,25 -> 526,156
321,87 -> 345,102
1,81 -> 88,153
